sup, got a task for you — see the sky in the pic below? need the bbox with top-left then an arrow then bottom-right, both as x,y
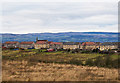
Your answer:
1,0 -> 119,34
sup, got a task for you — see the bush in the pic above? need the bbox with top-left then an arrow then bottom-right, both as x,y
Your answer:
57,48 -> 64,51
92,48 -> 100,53
99,51 -> 110,54
104,55 -> 113,68
67,49 -> 71,52
99,50 -> 115,55
81,50 -> 92,53
94,56 -> 106,67
68,59 -> 83,65
108,51 -> 115,55
85,58 -> 94,66
72,49 -> 81,53
93,55 -> 116,68
111,59 -> 119,68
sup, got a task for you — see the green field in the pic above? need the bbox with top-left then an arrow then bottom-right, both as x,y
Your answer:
2,49 -> 119,68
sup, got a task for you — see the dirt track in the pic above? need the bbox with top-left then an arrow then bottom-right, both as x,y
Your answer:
2,60 -> 118,81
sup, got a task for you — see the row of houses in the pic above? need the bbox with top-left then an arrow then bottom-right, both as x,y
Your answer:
2,39 -> 119,51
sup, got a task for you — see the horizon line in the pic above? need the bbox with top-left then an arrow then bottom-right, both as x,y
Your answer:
0,31 -> 119,34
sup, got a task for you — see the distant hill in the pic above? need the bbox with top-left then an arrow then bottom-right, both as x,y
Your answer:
0,32 -> 119,43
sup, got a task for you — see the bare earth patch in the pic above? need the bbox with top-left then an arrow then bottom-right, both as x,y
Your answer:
2,60 -> 118,81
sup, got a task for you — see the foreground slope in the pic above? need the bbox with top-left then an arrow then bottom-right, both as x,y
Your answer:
2,60 -> 118,81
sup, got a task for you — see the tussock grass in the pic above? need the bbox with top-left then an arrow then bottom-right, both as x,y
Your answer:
2,49 -> 119,81
2,60 -> 118,81
2,49 -> 119,68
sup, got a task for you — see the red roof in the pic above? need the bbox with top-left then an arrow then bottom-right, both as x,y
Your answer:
5,41 -> 19,44
20,42 -> 34,44
48,41 -> 53,44
36,41 -> 47,44
50,42 -> 62,45
82,42 -> 96,46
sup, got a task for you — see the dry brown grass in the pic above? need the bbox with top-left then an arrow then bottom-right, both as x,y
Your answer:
2,60 -> 118,81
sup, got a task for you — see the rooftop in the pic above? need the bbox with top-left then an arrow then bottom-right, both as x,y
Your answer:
5,41 -> 19,44
50,42 -> 62,45
36,41 -> 47,44
82,42 -> 96,46
101,42 -> 118,46
20,42 -> 34,44
63,42 -> 80,45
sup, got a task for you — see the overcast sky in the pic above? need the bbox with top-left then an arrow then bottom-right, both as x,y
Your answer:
1,0 -> 118,34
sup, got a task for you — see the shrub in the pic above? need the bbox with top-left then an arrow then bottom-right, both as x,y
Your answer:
81,50 -> 92,53
99,50 -> 115,55
57,48 -> 64,51
67,49 -> 71,52
94,56 -> 105,67
108,51 -> 115,55
111,59 -> 119,68
68,59 -> 83,65
93,55 -> 116,68
99,51 -> 109,54
72,49 -> 81,53
92,48 -> 100,53
85,58 -> 94,66
104,55 -> 113,68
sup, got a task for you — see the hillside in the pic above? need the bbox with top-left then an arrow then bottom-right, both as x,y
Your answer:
2,61 -> 118,81
1,32 -> 119,43
2,48 -> 119,81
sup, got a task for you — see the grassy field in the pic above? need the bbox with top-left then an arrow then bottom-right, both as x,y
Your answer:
2,60 -> 119,81
2,49 -> 119,81
2,49 -> 119,67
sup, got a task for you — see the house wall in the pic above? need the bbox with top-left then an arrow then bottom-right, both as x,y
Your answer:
100,45 -> 118,51
4,43 -> 19,48
81,45 -> 98,50
20,44 -> 34,49
63,45 -> 79,49
85,45 -> 96,50
35,44 -> 49,49
80,45 -> 83,49
49,44 -> 63,49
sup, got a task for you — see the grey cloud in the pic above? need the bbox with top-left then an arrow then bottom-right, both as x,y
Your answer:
2,2 -> 118,33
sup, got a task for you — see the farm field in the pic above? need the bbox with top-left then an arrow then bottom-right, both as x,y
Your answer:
2,49 -> 119,81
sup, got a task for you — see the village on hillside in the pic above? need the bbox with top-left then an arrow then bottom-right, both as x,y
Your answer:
2,37 -> 120,81
2,37 -> 119,53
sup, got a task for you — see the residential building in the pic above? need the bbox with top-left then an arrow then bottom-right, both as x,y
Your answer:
20,42 -> 35,49
49,42 -> 63,49
63,42 -> 80,49
35,40 -> 49,49
81,42 -> 97,50
4,41 -> 19,48
100,42 -> 118,51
